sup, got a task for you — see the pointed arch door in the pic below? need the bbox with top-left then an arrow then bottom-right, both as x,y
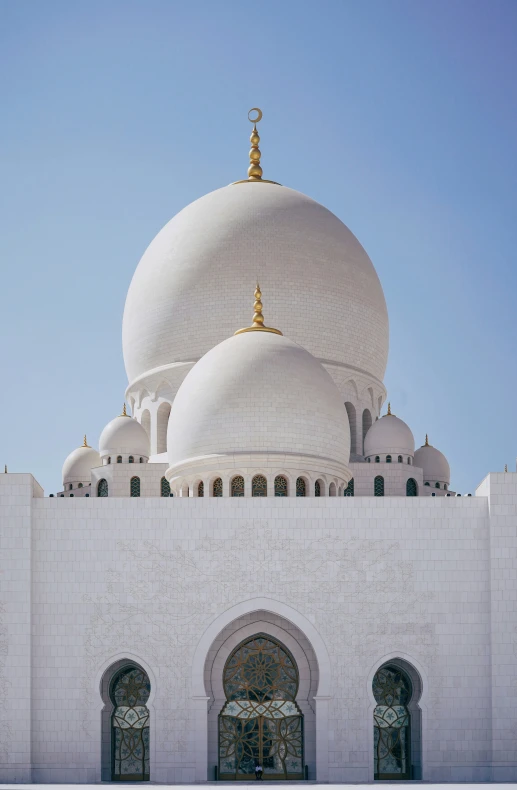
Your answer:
218,634 -> 304,780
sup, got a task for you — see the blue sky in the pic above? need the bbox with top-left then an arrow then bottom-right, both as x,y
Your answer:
1,0 -> 516,494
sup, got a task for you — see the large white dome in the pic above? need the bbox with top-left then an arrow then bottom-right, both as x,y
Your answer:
166,329 -> 351,487
123,182 -> 389,401
364,411 -> 415,459
99,413 -> 150,460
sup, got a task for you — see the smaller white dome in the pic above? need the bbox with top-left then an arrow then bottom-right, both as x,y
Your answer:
364,409 -> 415,459
99,410 -> 150,460
62,439 -> 100,485
414,439 -> 450,485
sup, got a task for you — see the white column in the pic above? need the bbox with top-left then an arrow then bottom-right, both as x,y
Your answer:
314,695 -> 331,782
192,695 -> 210,781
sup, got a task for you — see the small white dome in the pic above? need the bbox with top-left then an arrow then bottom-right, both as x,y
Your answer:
62,440 -> 100,486
364,410 -> 415,459
99,411 -> 150,460
414,440 -> 450,485
166,329 -> 351,484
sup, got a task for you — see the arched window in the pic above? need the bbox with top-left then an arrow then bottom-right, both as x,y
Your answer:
407,457 -> 411,465
344,478 -> 354,497
375,456 -> 380,463
78,482 -> 83,488
111,666 -> 150,781
424,482 -> 430,487
107,457 -> 111,464
160,477 -> 170,497
130,477 -> 140,497
231,475 -> 244,497
444,484 -> 448,491
329,482 -> 336,496
367,457 -> 371,462
373,664 -> 412,780
435,482 -> 440,489
386,455 -> 392,463
315,480 -> 321,497
406,478 -> 418,497
213,478 -> 223,497
139,457 -> 143,463
97,479 -> 108,497
374,476 -> 384,496
345,402 -> 357,455
117,456 -> 122,464
275,475 -> 288,496
252,475 -> 267,497
129,456 -> 134,463
198,481 -> 204,497
69,493 -> 74,497
398,455 -> 403,463
218,634 -> 303,779
296,477 -> 306,497
68,483 -> 73,491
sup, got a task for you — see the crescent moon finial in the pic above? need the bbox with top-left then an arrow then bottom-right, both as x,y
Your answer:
248,107 -> 263,125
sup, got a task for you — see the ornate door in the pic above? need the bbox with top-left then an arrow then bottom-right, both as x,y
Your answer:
219,634 -> 304,780
373,665 -> 412,780
111,666 -> 150,781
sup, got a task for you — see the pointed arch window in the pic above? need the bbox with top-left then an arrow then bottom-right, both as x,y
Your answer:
274,475 -> 288,496
218,634 -> 303,779
386,455 -> 392,463
98,479 -> 108,497
296,477 -> 306,497
406,478 -> 417,497
424,482 -> 430,487
139,457 -> 143,463
198,481 -> 204,497
375,456 -> 380,463
117,456 -> 122,464
374,476 -> 384,496
344,478 -> 354,496
398,455 -> 403,463
213,478 -> 223,497
373,665 -> 412,780
111,666 -> 150,781
130,477 -> 140,497
160,477 -> 170,497
315,480 -> 321,497
231,476 -> 244,497
129,456 -> 134,463
435,482 -> 440,489
107,457 -> 111,464
252,475 -> 267,497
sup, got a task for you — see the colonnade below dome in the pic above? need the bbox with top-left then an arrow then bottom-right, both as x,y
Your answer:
169,471 -> 347,498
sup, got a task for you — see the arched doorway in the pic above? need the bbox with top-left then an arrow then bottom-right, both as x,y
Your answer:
373,664 -> 412,780
110,665 -> 151,781
218,634 -> 304,780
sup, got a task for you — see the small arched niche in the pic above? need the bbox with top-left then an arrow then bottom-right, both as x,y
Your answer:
372,659 -> 422,780
99,659 -> 151,782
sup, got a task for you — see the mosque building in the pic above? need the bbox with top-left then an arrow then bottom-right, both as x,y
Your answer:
1,109 -> 516,784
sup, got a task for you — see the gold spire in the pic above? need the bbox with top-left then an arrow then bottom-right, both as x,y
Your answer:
387,402 -> 392,416
121,403 -> 128,417
425,434 -> 429,446
82,434 -> 89,448
235,283 -> 283,336
233,108 -> 280,185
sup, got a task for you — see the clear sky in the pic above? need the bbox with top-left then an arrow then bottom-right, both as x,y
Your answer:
1,0 -> 516,495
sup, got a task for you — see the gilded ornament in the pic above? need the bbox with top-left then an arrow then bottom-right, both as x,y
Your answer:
235,283 -> 282,336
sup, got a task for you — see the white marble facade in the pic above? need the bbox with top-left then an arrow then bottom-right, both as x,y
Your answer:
2,124 -> 517,784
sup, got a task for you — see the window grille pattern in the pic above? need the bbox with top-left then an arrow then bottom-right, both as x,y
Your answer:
375,456 -> 380,463
252,475 -> 267,497
117,456 -> 122,464
111,666 -> 150,781
374,476 -> 384,496
129,456 -> 134,463
296,478 -> 306,497
231,476 -> 245,497
373,665 -> 412,780
198,481 -> 204,497
219,635 -> 303,780
130,477 -> 140,497
386,455 -> 392,463
213,478 -> 223,497
275,476 -> 288,496
344,478 -> 354,497
406,478 -> 417,497
98,479 -> 108,497
315,480 -> 321,497
161,477 -> 170,497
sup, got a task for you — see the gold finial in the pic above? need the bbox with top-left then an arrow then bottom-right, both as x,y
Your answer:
387,402 -> 392,416
232,109 -> 280,186
247,108 -> 263,181
235,282 -> 283,336
121,403 -> 128,417
505,464 -> 508,473
4,465 -> 6,474
425,434 -> 429,446
82,435 -> 89,448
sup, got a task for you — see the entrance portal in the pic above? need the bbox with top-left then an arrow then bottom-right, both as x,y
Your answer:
218,634 -> 304,780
